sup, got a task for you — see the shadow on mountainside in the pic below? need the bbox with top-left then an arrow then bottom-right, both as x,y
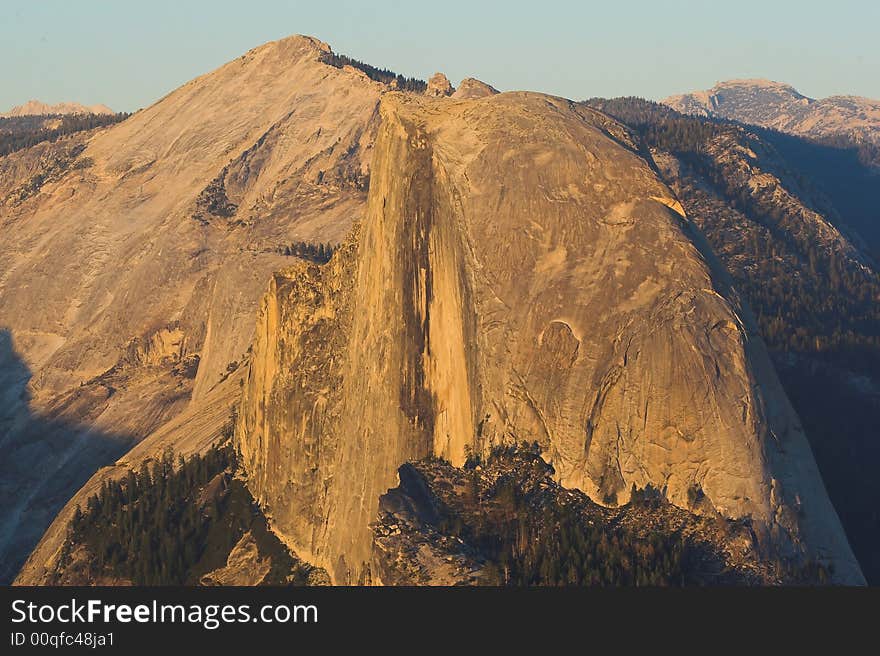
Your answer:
734,128 -> 880,584
750,126 -> 880,261
0,328 -> 135,583
776,359 -> 880,586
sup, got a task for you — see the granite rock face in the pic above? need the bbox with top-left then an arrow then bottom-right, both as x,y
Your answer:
6,37 -> 864,586
425,73 -> 454,97
663,79 -> 880,149
451,78 -> 499,100
4,35 -> 384,582
236,91 -> 863,584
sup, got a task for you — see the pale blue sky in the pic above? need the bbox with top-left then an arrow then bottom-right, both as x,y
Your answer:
3,0 -> 878,113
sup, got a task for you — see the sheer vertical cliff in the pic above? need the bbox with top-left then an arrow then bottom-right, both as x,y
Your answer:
237,92 -> 864,584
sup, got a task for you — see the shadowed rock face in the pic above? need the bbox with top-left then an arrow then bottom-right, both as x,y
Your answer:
236,91 -> 864,584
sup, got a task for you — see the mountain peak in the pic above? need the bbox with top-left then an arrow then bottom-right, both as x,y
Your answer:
662,79 -> 807,118
662,79 -> 880,146
1,99 -> 114,118
712,78 -> 802,94
246,33 -> 331,58
451,78 -> 499,99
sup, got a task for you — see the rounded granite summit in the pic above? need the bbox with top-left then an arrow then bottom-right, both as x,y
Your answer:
451,78 -> 499,99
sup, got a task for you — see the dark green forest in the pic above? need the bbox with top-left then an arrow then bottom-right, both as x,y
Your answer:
319,51 -> 426,92
278,240 -> 337,263
467,479 -> 688,586
405,446 -> 829,586
65,445 -> 232,584
0,112 -> 130,157
59,441 -> 313,585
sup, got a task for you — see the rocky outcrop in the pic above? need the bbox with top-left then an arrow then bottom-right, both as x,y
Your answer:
451,78 -> 499,100
425,73 -> 454,97
200,532 -> 271,585
236,90 -> 863,583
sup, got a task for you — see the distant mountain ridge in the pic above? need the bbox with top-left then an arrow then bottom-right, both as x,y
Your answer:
1,99 -> 114,117
663,79 -> 880,149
